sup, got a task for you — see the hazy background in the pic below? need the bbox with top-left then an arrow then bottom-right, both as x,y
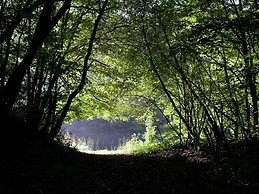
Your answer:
62,118 -> 146,150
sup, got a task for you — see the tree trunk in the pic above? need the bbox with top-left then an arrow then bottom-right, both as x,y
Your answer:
0,0 -> 71,117
49,0 -> 108,138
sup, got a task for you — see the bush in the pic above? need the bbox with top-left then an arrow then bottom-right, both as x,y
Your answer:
54,130 -> 74,148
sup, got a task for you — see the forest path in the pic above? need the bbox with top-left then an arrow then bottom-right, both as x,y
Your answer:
65,152 -> 212,194
1,143 -> 258,194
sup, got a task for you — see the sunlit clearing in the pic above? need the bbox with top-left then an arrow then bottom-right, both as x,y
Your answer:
76,145 -> 129,155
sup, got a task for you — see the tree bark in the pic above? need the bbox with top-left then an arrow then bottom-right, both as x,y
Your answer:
49,0 -> 108,138
0,0 -> 71,117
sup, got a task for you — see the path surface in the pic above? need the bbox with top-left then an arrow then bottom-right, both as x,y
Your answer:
1,143 -> 259,194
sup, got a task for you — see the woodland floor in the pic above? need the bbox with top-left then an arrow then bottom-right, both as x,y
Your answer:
1,139 -> 259,194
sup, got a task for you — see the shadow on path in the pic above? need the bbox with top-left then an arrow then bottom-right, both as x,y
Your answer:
1,142 -> 259,194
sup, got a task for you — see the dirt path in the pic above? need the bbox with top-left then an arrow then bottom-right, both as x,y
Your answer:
1,143 -> 259,194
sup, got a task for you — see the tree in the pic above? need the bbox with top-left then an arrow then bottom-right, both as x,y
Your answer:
1,0 -> 258,151
80,0 -> 258,150
0,0 -> 109,141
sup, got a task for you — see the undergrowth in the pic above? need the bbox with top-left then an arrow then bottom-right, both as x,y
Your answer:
118,132 -> 176,154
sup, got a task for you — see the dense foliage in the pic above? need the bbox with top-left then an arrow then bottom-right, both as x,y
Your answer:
0,0 -> 258,151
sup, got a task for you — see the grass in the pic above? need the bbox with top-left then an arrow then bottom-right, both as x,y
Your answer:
76,144 -> 128,155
